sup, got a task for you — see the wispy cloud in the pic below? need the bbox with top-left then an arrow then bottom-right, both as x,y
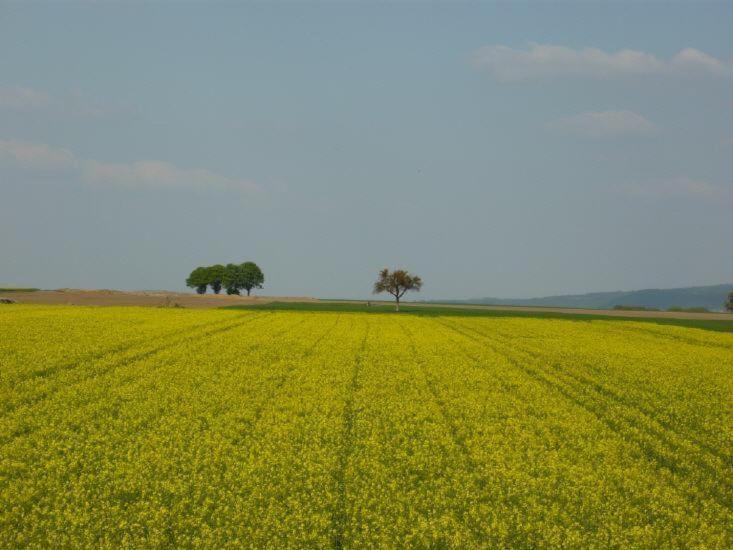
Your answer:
473,44 -> 730,81
0,85 -> 51,111
550,110 -> 656,138
0,84 -> 134,117
0,140 -> 77,171
619,176 -> 731,200
0,139 -> 259,192
82,159 -> 258,190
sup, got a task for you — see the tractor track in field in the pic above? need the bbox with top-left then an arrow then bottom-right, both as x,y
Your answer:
91,314 -> 327,451
434,318 -> 733,514
463,321 -> 733,467
485,325 -> 732,460
1,313 -> 266,418
398,320 -> 498,544
229,314 -> 343,444
331,318 -> 370,550
2,315 -> 334,518
84,315 -> 319,447
598,322 -> 733,351
0,313 -> 274,448
8,313 -> 254,385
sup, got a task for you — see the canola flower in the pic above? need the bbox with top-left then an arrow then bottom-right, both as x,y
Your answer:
0,304 -> 731,547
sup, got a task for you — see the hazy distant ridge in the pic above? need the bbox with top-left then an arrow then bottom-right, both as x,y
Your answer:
445,284 -> 733,311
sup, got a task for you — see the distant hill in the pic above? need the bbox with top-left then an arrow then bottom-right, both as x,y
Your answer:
441,284 -> 733,312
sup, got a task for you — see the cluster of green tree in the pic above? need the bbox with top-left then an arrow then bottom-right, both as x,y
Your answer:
186,262 -> 264,296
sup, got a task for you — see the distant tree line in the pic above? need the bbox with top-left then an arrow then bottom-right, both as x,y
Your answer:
186,262 -> 264,296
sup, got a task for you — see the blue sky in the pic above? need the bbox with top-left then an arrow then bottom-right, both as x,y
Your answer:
1,2 -> 732,299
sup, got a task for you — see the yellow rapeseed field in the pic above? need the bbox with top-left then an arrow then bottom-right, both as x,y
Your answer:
1,305 -> 731,547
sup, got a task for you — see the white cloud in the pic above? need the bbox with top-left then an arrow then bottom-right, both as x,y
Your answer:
0,86 -> 51,111
473,44 -> 731,81
0,84 -> 134,117
620,176 -> 731,200
81,159 -> 257,190
550,110 -> 656,138
0,139 -> 77,171
0,139 -> 258,192
671,48 -> 728,76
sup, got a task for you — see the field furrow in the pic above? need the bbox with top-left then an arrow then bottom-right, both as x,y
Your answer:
453,318 -> 733,471
447,317 -> 733,456
331,318 -> 369,549
0,312 -> 265,416
421,316 -> 732,545
435,318 -> 733,521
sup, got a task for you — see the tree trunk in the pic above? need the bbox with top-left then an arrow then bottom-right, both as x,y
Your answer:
247,288 -> 251,296
395,295 -> 400,312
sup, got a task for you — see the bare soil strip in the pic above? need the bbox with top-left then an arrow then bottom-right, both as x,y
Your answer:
0,289 -> 316,309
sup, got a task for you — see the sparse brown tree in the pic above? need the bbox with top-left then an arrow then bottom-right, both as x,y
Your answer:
373,268 -> 423,311
726,292 -> 733,313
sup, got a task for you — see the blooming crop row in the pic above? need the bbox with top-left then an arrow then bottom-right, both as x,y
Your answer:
0,305 -> 731,547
